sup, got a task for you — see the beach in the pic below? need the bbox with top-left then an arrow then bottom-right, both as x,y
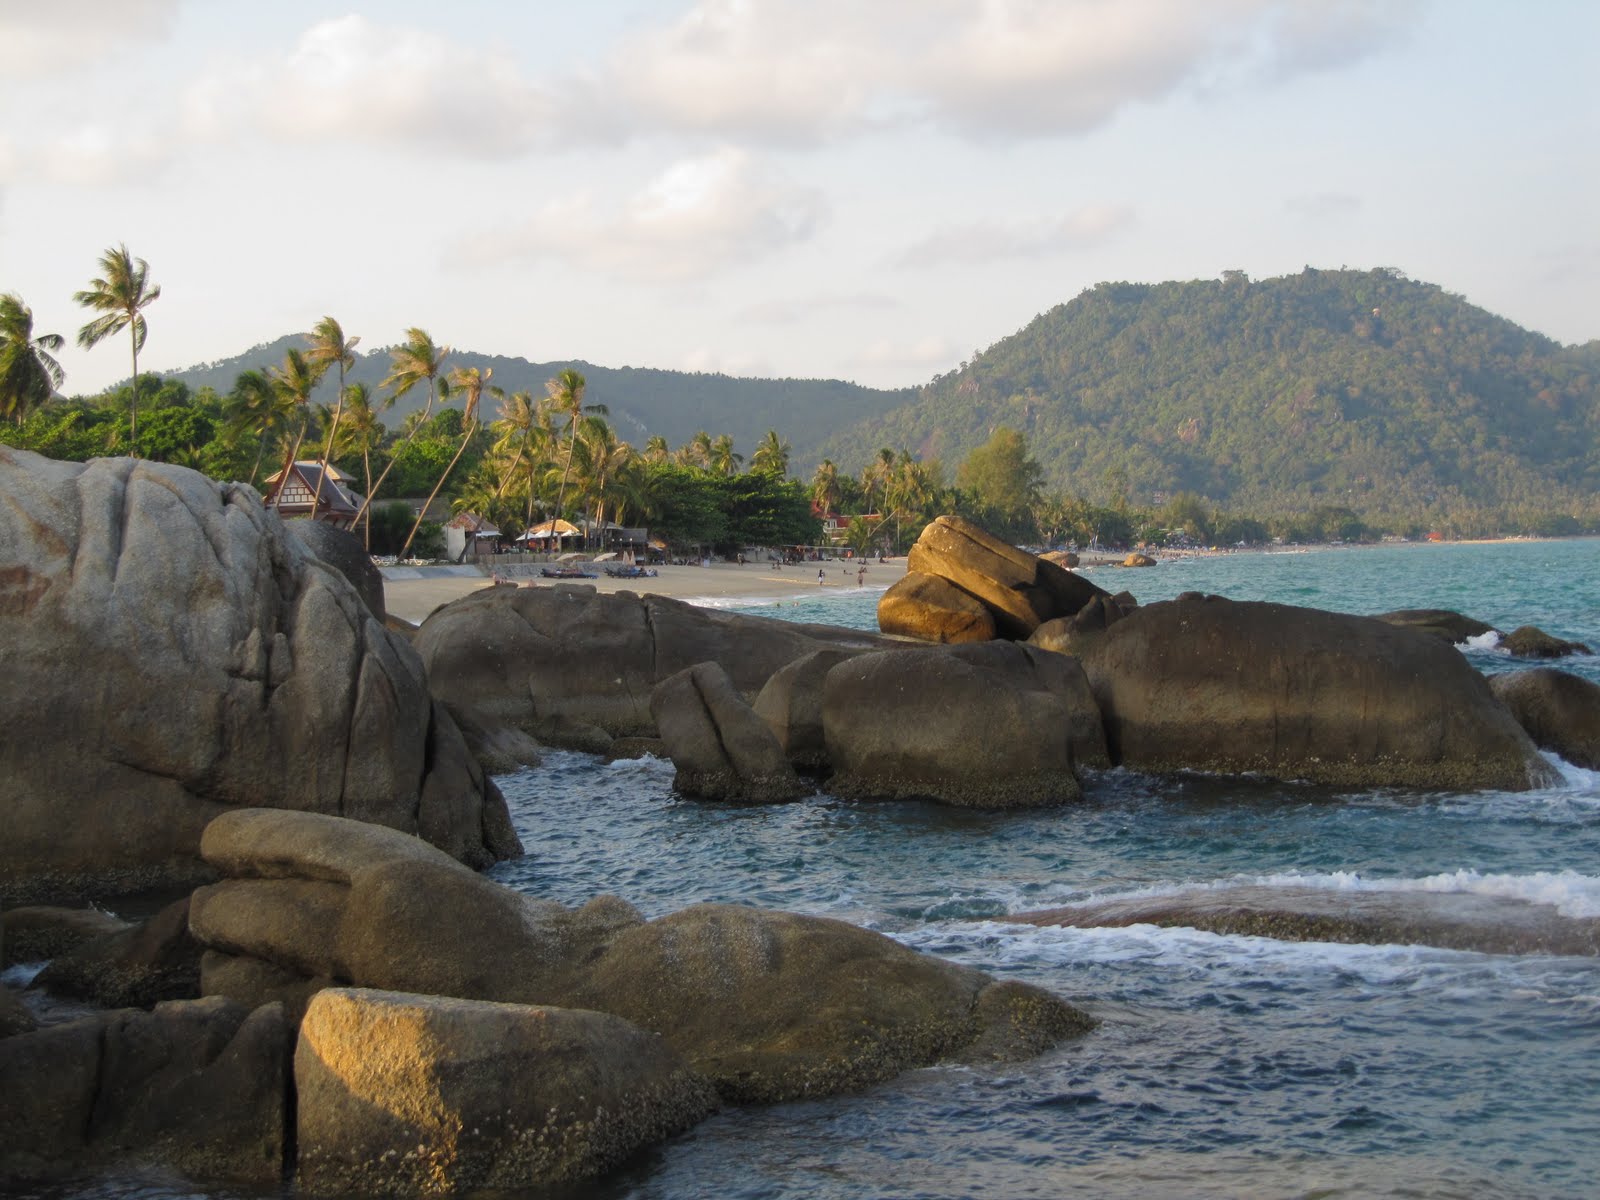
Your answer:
382,557 -> 910,624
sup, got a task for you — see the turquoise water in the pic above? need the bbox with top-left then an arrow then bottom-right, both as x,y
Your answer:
20,541 -> 1600,1199
489,540 -> 1600,1199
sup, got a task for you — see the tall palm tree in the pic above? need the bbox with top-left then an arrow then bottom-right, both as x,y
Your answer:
810,459 -> 842,515
0,293 -> 65,425
679,430 -> 713,469
224,368 -> 293,486
862,446 -> 896,514
266,348 -> 327,511
335,383 -> 384,547
750,429 -> 790,477
546,368 -> 607,521
569,415 -> 634,548
352,329 -> 449,530
305,316 -> 360,509
399,364 -> 500,558
490,390 -> 557,527
709,433 -> 742,477
642,434 -> 670,464
73,244 -> 160,455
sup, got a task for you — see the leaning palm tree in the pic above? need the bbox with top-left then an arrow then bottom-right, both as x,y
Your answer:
335,383 -> 384,547
750,429 -> 790,477
305,316 -> 360,508
351,329 -> 449,530
399,364 -> 501,558
569,415 -> 634,548
266,347 -> 327,511
224,368 -> 294,487
0,293 -> 65,425
73,244 -> 160,455
490,390 -> 557,527
546,368 -> 607,521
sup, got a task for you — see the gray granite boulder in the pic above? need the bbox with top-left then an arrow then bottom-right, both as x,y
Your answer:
651,662 -> 807,803
1489,667 -> 1600,768
0,449 -> 519,904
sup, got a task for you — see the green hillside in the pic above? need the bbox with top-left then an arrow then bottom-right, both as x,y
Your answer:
819,268 -> 1600,527
166,337 -> 911,465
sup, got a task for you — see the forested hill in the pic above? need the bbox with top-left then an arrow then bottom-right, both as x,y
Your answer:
166,338 -> 912,464
819,268 -> 1600,526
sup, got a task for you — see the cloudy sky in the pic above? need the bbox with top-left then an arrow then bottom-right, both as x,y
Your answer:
2,0 -> 1595,395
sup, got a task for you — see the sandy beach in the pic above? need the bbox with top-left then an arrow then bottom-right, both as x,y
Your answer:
382,557 -> 909,624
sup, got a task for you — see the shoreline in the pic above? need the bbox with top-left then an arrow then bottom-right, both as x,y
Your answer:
382,557 -> 910,624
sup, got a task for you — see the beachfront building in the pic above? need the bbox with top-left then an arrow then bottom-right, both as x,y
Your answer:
443,512 -> 500,561
260,462 -> 365,529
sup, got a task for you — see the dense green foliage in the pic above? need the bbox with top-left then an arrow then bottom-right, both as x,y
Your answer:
819,268 -> 1600,535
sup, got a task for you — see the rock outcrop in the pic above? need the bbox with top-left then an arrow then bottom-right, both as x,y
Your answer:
0,996 -> 290,1183
651,662 -> 807,803
876,571 -> 997,643
29,897 -> 201,1009
190,809 -> 1093,1104
753,648 -> 859,769
0,450 -> 520,904
295,988 -> 716,1194
1074,593 -> 1554,790
1501,625 -> 1593,659
1372,608 -> 1497,644
822,641 -> 1104,808
1489,668 -> 1600,768
412,583 -> 890,750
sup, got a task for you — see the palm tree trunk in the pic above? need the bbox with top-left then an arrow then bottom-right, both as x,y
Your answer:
553,417 -> 578,522
129,330 -> 140,457
400,418 -> 476,559
362,449 -> 373,550
351,386 -> 436,529
313,364 -> 346,518
274,418 -> 309,512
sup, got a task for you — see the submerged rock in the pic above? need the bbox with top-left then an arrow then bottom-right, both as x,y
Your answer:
0,449 -> 519,904
1372,608 -> 1497,644
1490,667 -> 1600,768
1500,625 -> 1592,659
1006,883 -> 1600,956
190,809 -> 1093,1105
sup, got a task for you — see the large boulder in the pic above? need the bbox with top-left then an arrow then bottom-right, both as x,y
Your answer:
1489,668 -> 1600,768
1075,593 -> 1555,790
876,571 -> 997,643
0,450 -> 519,904
412,584 -> 891,750
0,996 -> 290,1183
190,809 -> 1093,1104
822,641 -> 1104,808
903,516 -> 1108,639
651,662 -> 807,803
283,519 -> 385,621
2,905 -> 131,966
295,988 -> 716,1194
1373,608 -> 1496,644
1500,625 -> 1593,659
753,648 -> 859,769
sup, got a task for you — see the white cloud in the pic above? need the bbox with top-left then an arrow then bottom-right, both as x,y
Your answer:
852,335 -> 960,371
893,205 -> 1135,268
182,15 -> 568,158
458,148 -> 827,282
0,0 -> 180,77
598,0 -> 1423,144
739,291 -> 901,324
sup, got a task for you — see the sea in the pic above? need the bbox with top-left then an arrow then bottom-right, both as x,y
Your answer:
14,540 -> 1600,1200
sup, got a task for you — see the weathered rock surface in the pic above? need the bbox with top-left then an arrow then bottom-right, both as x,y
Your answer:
0,449 -> 519,904
30,897 -> 201,1009
823,641 -> 1102,807
651,663 -> 807,803
753,648 -> 859,768
876,571 -> 997,643
1490,668 -> 1600,768
1075,593 -> 1555,790
903,516 -> 1109,639
0,996 -> 289,1183
283,519 -> 386,621
1006,884 -> 1600,956
1501,625 -> 1593,658
190,809 -> 1092,1104
295,988 -> 717,1194
412,583 -> 893,751
0,982 -> 35,1038
2,905 -> 131,966
1373,608 -> 1497,644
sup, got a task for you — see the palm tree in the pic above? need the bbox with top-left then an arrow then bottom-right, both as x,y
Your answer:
351,329 -> 448,530
546,368 -> 607,521
710,433 -> 742,477
809,459 -> 842,515
336,383 -> 384,547
305,317 -> 360,509
569,415 -> 634,548
642,434 -> 671,464
678,429 -> 713,469
490,390 -> 557,527
266,348 -> 327,511
73,244 -> 160,455
0,293 -> 65,425
862,446 -> 896,514
224,368 -> 294,486
750,429 -> 790,477
399,364 -> 500,558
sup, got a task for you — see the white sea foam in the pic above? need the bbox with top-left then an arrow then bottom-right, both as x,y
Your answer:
1460,630 -> 1504,651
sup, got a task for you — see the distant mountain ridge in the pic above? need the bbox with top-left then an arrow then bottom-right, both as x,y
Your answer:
164,337 -> 913,468
817,267 -> 1600,525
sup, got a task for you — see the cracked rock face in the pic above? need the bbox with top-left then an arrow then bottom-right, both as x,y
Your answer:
0,450 -> 519,903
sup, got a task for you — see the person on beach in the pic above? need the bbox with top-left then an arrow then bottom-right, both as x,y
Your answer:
857,564 -> 865,586
818,568 -> 826,586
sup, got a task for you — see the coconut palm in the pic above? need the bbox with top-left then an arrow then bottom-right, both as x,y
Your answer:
750,429 -> 790,477
73,245 -> 160,454
546,368 -> 607,521
305,317 -> 360,508
266,348 -> 327,511
0,293 -> 65,425
709,434 -> 742,477
491,390 -> 557,527
809,459 -> 842,515
399,364 -> 501,558
678,429 -> 713,469
642,434 -> 671,464
335,383 -> 385,547
352,329 -> 449,530
224,369 -> 294,487
569,415 -> 634,547
861,446 -> 897,514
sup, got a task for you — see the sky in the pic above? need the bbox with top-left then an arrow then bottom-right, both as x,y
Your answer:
2,0 -> 1595,397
